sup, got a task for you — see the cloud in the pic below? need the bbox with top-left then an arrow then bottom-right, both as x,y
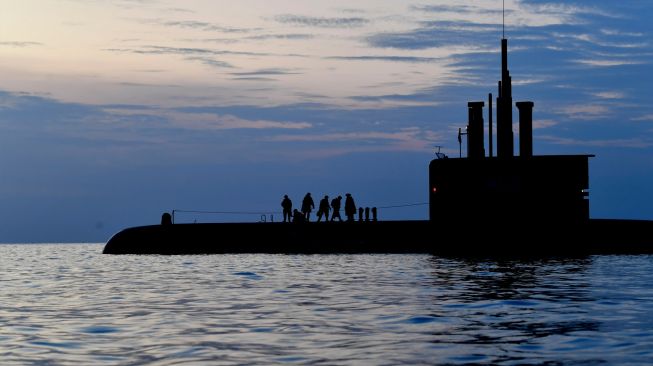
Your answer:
268,127 -> 441,145
558,105 -> 611,120
367,21 -> 496,50
574,59 -> 644,67
118,82 -> 180,88
171,113 -> 312,130
549,28 -> 648,50
230,77 -> 277,82
532,119 -> 559,129
230,68 -> 302,76
590,91 -> 626,99
540,135 -> 653,148
184,56 -> 235,69
261,127 -> 444,159
334,8 -> 366,14
245,34 -> 314,41
132,45 -> 265,56
157,20 -> 255,33
103,46 -> 294,69
105,45 -> 304,58
274,14 -> 369,28
165,7 -> 195,14
512,77 -> 548,86
266,130 -> 416,142
105,108 -> 312,130
0,41 -> 42,47
327,55 -> 441,63
411,4 -> 506,15
600,29 -> 643,37
190,34 -> 315,44
348,92 -> 437,105
633,114 -> 653,122
519,2 -> 621,20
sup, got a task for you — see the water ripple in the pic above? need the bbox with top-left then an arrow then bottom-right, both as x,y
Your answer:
1,245 -> 653,364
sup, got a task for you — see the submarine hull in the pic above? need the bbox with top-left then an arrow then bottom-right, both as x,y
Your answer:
103,219 -> 653,255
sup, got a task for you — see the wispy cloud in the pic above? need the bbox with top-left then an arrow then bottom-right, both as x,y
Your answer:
267,130 -> 413,142
230,77 -> 277,82
263,127 -> 443,158
185,56 -> 234,69
245,34 -> 314,41
173,113 -> 311,130
274,14 -> 369,28
366,21 -> 496,50
574,59 -> 644,67
230,68 -> 302,76
334,8 -> 366,14
105,45 -> 304,58
110,45 -> 266,57
519,2 -> 621,21
411,4 -> 506,15
540,135 -> 653,148
550,29 -> 648,50
632,114 -> 653,122
558,105 -> 611,120
327,55 -> 440,63
118,82 -> 180,88
181,34 -> 314,45
165,7 -> 195,14
590,91 -> 626,99
532,119 -> 559,129
156,19 -> 256,33
600,29 -> 643,37
105,108 -> 312,130
0,41 -> 42,47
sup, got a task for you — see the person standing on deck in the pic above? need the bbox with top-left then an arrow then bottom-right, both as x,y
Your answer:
302,193 -> 315,221
344,193 -> 357,222
330,195 -> 343,222
281,195 -> 293,222
316,195 -> 330,222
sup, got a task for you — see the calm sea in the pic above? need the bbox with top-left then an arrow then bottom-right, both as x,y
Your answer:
2,244 -> 653,365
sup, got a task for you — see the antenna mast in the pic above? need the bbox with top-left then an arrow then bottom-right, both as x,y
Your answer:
502,0 -> 505,38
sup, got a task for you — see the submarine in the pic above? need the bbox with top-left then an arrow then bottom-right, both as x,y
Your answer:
103,37 -> 653,255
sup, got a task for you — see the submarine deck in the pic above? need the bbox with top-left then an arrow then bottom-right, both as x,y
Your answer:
103,219 -> 653,256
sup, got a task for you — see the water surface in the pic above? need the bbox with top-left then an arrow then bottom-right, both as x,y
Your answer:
1,244 -> 653,364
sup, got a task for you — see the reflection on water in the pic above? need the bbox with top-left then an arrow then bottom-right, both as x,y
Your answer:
1,245 -> 653,365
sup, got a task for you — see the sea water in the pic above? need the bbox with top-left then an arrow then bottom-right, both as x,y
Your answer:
1,244 -> 653,365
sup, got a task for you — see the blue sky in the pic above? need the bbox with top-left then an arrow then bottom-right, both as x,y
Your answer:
0,0 -> 652,242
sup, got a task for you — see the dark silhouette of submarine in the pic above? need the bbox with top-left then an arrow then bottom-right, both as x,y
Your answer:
103,37 -> 653,255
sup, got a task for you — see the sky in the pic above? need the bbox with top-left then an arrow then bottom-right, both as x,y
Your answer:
0,0 -> 652,242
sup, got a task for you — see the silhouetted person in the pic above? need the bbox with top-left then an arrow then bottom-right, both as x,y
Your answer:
358,207 -> 363,222
330,195 -> 343,222
316,195 -> 330,222
372,207 -> 378,221
344,193 -> 357,222
281,195 -> 292,222
365,207 -> 370,222
161,212 -> 172,225
302,192 -> 315,221
292,209 -> 305,223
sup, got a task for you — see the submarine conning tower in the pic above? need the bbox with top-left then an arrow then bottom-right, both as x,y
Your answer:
429,38 -> 593,223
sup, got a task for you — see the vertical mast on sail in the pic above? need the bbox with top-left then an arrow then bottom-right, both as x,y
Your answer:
496,1 -> 514,158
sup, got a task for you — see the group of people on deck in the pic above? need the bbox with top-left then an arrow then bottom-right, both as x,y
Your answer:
282,193 -> 373,223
